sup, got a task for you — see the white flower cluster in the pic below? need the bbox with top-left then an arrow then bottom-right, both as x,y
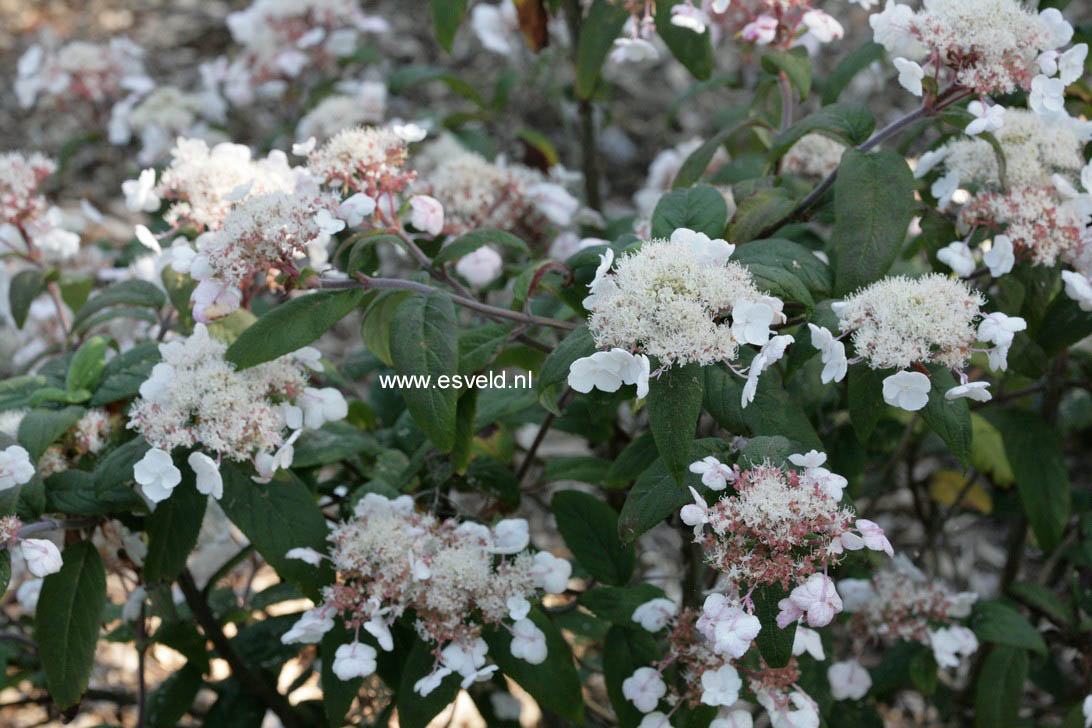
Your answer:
781,133 -> 848,179
282,494 -> 571,692
581,229 -> 780,369
127,325 -> 344,502
307,125 -> 417,200
833,275 -> 984,371
921,110 -> 1092,268
221,0 -> 388,106
148,138 -> 302,230
412,136 -> 580,238
812,275 -> 1025,409
622,596 -> 751,726
682,452 -> 890,631
870,0 -> 1079,96
109,86 -> 227,165
188,186 -> 340,296
296,80 -> 387,142
15,37 -> 152,110
0,152 -> 80,260
840,556 -> 979,669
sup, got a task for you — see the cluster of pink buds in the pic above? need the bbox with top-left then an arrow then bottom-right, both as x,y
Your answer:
280,494 -> 571,692
681,451 -> 892,629
14,38 -> 152,111
220,0 -> 389,105
0,152 -> 80,261
625,597 -> 823,728
838,556 -> 979,669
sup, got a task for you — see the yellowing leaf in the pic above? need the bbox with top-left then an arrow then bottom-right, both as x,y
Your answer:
929,469 -> 992,514
971,413 -> 1014,487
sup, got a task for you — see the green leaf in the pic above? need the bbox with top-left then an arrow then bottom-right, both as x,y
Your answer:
537,325 -> 597,414
753,583 -> 795,667
0,551 -> 9,597
290,422 -> 380,469
984,410 -> 1070,552
458,323 -> 511,374
433,228 -> 529,265
72,280 -> 165,329
225,289 -> 366,370
746,373 -> 823,451
93,435 -> 150,495
646,362 -> 703,485
541,455 -> 612,485
831,149 -> 915,295
1007,581 -> 1072,627
738,435 -> 794,468
703,364 -> 746,432
603,626 -> 661,728
146,664 -> 203,728
672,121 -> 768,189
846,364 -> 883,442
482,608 -> 584,722
1037,293 -> 1092,356
144,460 -> 207,584
605,431 -> 659,488
730,187 -> 798,243
909,650 -> 938,696
733,238 -> 832,299
762,47 -> 812,100
59,274 -> 95,313
361,290 -> 412,366
90,341 -> 160,405
9,269 -> 45,328
45,469 -> 143,515
388,65 -> 484,106
579,584 -> 667,625
821,42 -> 885,105
451,387 -> 477,473
618,438 -> 730,543
35,541 -> 107,709
552,490 -> 634,585
918,366 -> 972,466
65,335 -> 108,393
431,0 -> 466,53
345,234 -> 399,276
17,406 -> 85,461
390,292 -> 460,452
971,601 -> 1047,655
396,637 -> 462,728
219,464 -> 333,601
0,375 -> 51,411
575,0 -> 630,98
654,1 -> 713,80
651,185 -> 729,239
769,102 -> 875,162
975,646 -> 1027,728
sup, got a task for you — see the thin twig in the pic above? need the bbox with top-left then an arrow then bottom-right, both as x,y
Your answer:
563,0 -> 602,210
177,570 -> 306,728
136,602 -> 147,728
778,71 -> 793,132
15,517 -> 100,539
516,388 -> 575,483
754,86 -> 974,240
318,274 -> 578,331
0,631 -> 37,649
